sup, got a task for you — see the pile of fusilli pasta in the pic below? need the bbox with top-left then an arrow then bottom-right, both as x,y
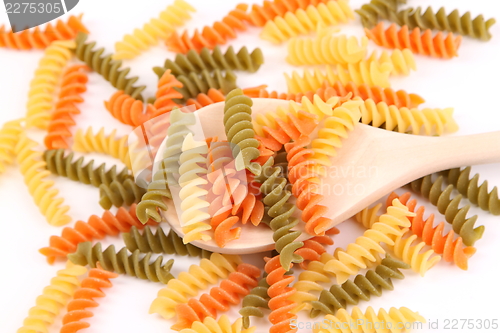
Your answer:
1,0 -> 498,332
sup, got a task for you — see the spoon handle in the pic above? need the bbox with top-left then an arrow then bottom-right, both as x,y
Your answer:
427,131 -> 500,170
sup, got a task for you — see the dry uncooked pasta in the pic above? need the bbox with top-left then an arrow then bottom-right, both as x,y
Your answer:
25,40 -> 75,129
178,133 -> 212,243
389,6 -> 496,41
150,253 -> 242,319
366,22 -> 463,59
287,33 -> 369,66
69,241 -> 175,283
0,14 -> 88,50
0,118 -> 23,174
17,262 -> 87,333
323,199 -> 413,283
113,0 -> 195,59
60,264 -> 118,333
313,306 -> 426,333
261,0 -> 354,44
73,127 -> 131,169
285,60 -> 393,93
15,134 -> 72,226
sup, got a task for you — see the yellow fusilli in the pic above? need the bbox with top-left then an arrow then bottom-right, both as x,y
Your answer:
308,99 -> 362,167
287,33 -> 369,66
290,252 -> 335,313
0,118 -> 23,174
17,261 -> 87,333
26,40 -> 75,129
113,0 -> 196,59
179,133 -> 212,243
313,306 -> 426,333
359,98 -> 459,135
355,203 -> 383,229
150,253 -> 242,319
323,199 -> 413,284
73,127 -> 131,169
368,48 -> 416,76
388,227 -> 442,276
261,0 -> 354,44
285,60 -> 393,93
15,133 -> 72,226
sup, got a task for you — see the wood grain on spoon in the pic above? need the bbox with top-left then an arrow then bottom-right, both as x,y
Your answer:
156,99 -> 500,254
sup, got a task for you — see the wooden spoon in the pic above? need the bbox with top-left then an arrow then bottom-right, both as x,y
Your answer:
154,98 -> 500,254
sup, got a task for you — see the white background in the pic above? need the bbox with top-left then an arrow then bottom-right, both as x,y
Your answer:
1,0 -> 500,332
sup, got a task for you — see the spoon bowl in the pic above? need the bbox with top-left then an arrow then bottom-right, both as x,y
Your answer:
153,98 -> 500,254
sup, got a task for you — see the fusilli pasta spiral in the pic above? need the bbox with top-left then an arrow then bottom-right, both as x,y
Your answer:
186,88 -> 226,110
368,48 -> 416,76
44,64 -> 88,150
253,95 -> 341,139
387,227 -> 441,276
389,6 -> 496,41
73,127 -> 131,169
69,241 -> 175,283
113,0 -> 195,59
287,33 -> 368,66
366,22 -> 463,59
290,252 -> 335,313
17,262 -> 87,333
308,99 -> 362,168
154,69 -> 184,114
150,253 -> 242,319
249,0 -> 330,26
355,203 -> 382,229
137,109 -> 195,224
165,4 -> 253,54
285,60 -> 393,93
256,109 -> 318,150
285,136 -> 331,236
0,118 -> 23,174
359,98 -> 459,136
173,263 -> 260,330
75,32 -> 146,100
313,306 -> 425,333
355,0 -> 404,28
224,88 -> 262,175
26,40 -> 75,129
99,178 -> 146,209
409,175 -> 484,246
323,199 -> 413,284
310,256 -> 409,317
105,90 -> 158,126
60,264 -> 118,333
176,69 -> 238,101
442,167 -> 500,216
178,315 -> 253,333
387,192 -> 476,270
124,225 -> 212,258
245,81 -> 424,108
297,235 -> 336,270
15,134 -> 71,226
256,157 -> 303,269
206,140 -> 251,246
265,254 -> 297,333
240,275 -> 270,329
157,46 -> 264,77
39,204 -> 157,264
1,14 -> 88,50
43,149 -> 131,187
178,133 -> 212,243
261,0 -> 354,44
